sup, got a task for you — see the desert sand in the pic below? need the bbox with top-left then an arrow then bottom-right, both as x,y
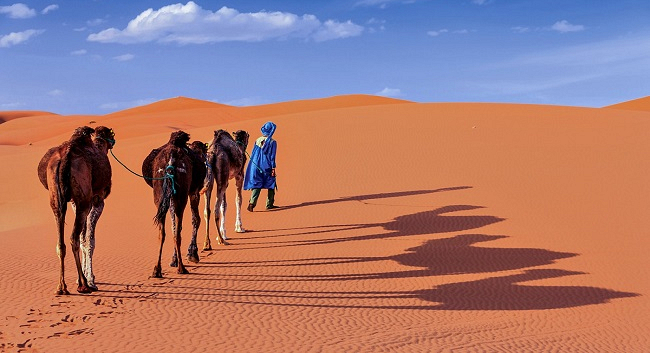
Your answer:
0,95 -> 648,352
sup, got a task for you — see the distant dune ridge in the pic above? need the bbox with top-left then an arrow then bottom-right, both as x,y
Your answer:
604,95 -> 650,111
0,94 -> 648,352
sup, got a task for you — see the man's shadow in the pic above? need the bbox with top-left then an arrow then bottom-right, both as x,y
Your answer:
276,187 -> 472,211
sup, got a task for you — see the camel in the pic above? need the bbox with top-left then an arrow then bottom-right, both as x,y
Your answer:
201,129 -> 249,249
171,140 -> 207,264
37,126 -> 115,295
141,131 -> 204,278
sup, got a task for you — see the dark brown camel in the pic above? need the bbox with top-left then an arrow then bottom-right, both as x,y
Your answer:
142,131 -> 204,277
37,126 -> 115,295
171,140 -> 207,264
201,130 -> 249,249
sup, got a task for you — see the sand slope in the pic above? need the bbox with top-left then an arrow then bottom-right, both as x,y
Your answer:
604,95 -> 650,112
0,96 -> 648,352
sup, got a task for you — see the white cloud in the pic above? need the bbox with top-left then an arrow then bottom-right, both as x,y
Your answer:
366,18 -> 386,33
0,101 -> 25,109
427,29 -> 448,37
48,89 -> 64,96
376,87 -> 403,97
71,49 -> 87,55
0,3 -> 37,19
551,20 -> 585,33
0,29 -> 45,48
427,29 -> 469,37
87,18 -> 107,26
312,20 -> 364,42
511,26 -> 530,33
113,53 -> 135,61
73,27 -> 87,32
472,0 -> 490,5
355,0 -> 423,8
87,2 -> 363,44
474,34 -> 650,96
42,4 -> 59,14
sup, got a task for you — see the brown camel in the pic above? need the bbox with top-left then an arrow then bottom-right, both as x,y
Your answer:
37,126 -> 115,295
142,131 -> 203,277
201,130 -> 249,249
171,140 -> 207,264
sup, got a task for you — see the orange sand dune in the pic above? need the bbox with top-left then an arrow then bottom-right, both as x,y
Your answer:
0,97 -> 649,352
604,95 -> 650,112
105,96 -> 231,118
0,111 -> 57,123
236,94 -> 412,119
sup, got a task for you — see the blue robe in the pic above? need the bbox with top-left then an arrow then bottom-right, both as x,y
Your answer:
244,136 -> 277,190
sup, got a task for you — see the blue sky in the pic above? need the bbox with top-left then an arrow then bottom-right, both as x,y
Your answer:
1,0 -> 650,115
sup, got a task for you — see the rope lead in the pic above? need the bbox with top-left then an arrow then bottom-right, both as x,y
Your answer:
109,149 -> 177,194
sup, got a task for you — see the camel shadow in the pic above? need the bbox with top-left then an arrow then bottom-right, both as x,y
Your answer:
243,204 -> 507,250
391,234 -> 577,275
415,269 -> 639,310
98,188 -> 640,311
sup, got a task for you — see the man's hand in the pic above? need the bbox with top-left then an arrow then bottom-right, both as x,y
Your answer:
271,168 -> 276,177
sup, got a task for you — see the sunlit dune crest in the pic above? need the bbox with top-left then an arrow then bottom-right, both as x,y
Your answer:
604,95 -> 650,112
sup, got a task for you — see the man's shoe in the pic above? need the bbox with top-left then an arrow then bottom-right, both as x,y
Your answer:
247,204 -> 255,212
266,205 -> 280,210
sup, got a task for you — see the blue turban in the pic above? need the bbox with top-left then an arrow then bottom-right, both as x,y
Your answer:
261,121 -> 276,140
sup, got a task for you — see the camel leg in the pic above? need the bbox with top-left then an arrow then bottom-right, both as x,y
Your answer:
71,202 -> 85,288
187,193 -> 200,263
214,185 -> 229,245
202,181 -> 213,251
81,199 -> 103,291
71,202 -> 92,294
171,199 -> 189,274
234,175 -> 245,233
153,218 -> 165,278
52,195 -> 69,295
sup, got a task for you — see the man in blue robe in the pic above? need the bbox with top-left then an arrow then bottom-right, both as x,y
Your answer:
244,121 -> 278,211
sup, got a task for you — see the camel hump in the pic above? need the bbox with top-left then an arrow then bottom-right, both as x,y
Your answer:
142,147 -> 162,188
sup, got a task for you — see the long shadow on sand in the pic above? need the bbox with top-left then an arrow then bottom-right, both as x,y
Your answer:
232,204 -> 506,250
274,186 -> 472,211
98,188 -> 639,310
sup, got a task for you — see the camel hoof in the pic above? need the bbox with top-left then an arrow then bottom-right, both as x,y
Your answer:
88,284 -> 99,292
235,228 -> 246,233
170,260 -> 178,267
56,288 -> 70,296
202,246 -> 212,251
152,266 -> 163,278
178,267 -> 189,275
77,285 -> 93,294
187,255 -> 200,263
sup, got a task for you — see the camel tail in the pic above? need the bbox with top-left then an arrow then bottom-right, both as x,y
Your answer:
154,178 -> 172,227
58,148 -> 74,202
54,160 -> 67,217
154,169 -> 173,227
199,154 -> 214,195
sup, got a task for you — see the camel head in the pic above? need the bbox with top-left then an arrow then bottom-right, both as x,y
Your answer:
94,126 -> 116,149
232,130 -> 249,149
168,130 -> 190,148
189,140 -> 208,156
70,126 -> 95,143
